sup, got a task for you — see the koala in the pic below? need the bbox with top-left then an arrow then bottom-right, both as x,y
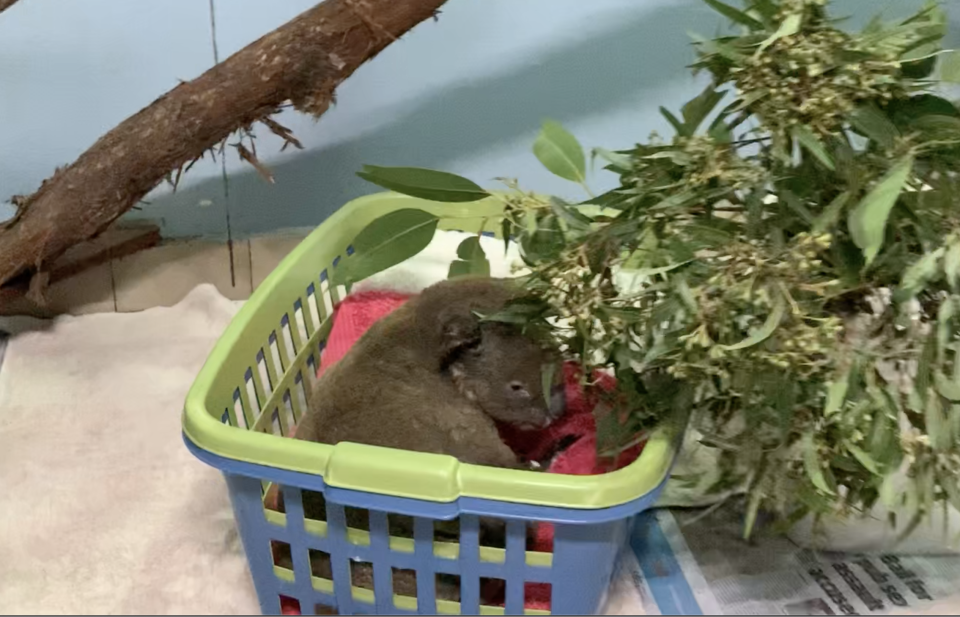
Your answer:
272,277 -> 566,601
293,276 -> 566,465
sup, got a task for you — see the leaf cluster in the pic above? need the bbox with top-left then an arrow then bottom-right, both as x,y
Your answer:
344,0 -> 960,539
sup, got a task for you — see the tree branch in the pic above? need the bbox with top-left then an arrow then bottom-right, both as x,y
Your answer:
0,0 -> 22,15
0,0 -> 447,291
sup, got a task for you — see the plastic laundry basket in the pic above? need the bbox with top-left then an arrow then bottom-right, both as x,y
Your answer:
182,192 -> 680,615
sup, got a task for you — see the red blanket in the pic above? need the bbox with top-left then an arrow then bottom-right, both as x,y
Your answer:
281,290 -> 643,613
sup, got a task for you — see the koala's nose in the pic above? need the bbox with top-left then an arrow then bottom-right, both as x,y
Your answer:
549,384 -> 566,419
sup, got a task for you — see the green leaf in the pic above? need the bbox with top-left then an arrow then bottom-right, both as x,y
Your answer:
448,259 -> 490,279
592,148 -> 632,172
660,107 -> 689,137
945,244 -> 960,291
456,236 -> 486,261
501,218 -> 513,256
803,433 -> 836,496
900,248 -> 943,298
675,277 -> 699,313
681,85 -> 726,136
846,442 -> 880,475
720,292 -> 785,351
848,105 -> 899,150
926,390 -> 951,452
622,260 -> 693,278
356,166 -> 489,202
533,120 -> 587,183
824,377 -> 848,417
791,125 -> 835,171
540,362 -> 557,409
880,473 -> 900,509
941,50 -> 960,83
847,156 -> 915,266
702,0 -> 765,30
549,197 -> 592,230
758,12 -> 802,53
934,371 -> 960,402
333,209 -> 439,285
812,192 -> 850,234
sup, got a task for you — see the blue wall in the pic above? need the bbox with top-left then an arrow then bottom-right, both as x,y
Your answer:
0,0 -> 951,238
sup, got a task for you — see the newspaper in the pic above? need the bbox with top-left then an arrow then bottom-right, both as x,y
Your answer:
613,506 -> 960,615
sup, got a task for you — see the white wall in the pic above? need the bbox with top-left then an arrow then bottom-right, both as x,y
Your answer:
0,0 -> 947,237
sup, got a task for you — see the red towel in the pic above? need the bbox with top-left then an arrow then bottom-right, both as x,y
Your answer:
279,290 -> 643,614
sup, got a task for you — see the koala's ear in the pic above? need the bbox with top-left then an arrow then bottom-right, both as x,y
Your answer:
439,312 -> 481,356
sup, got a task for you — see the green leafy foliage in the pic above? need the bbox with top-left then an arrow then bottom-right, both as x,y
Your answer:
331,209 -> 439,286
448,236 -> 491,278
356,166 -> 490,202
533,120 -> 587,184
352,0 -> 960,539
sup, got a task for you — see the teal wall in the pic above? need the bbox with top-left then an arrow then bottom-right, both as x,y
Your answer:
1,0 -> 952,239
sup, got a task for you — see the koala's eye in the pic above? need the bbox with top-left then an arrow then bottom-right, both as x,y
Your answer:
509,381 -> 530,397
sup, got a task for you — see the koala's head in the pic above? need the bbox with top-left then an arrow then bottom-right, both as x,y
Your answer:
418,278 -> 566,430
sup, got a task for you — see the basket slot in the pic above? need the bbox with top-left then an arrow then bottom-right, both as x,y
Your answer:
368,511 -> 397,614
234,387 -> 253,429
305,283 -> 322,336
294,299 -> 312,346
242,368 -> 262,416
414,517 -> 438,614
264,333 -> 284,387
503,520 -> 528,615
326,501 -> 357,615
319,273 -> 335,318
282,391 -> 297,435
255,350 -> 274,399
457,515 -> 482,615
279,314 -> 298,364
292,373 -> 308,422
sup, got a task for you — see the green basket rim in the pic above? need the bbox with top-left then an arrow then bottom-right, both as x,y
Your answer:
182,192 -> 679,510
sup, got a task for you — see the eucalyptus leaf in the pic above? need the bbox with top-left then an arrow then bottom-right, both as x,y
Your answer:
356,166 -> 489,202
934,371 -> 960,402
848,105 -> 899,150
448,259 -> 490,279
592,148 -> 633,172
812,192 -> 850,234
549,196 -> 592,230
720,293 -> 785,351
333,209 -> 439,286
846,442 -> 880,475
941,50 -> 960,83
792,125 -> 836,171
702,0 -> 765,30
847,156 -> 915,265
541,363 -> 557,409
803,433 -> 836,496
944,243 -> 960,291
758,12 -> 802,53
681,84 -> 726,136
660,107 -> 689,137
824,377 -> 848,417
456,236 -> 487,262
533,120 -> 587,183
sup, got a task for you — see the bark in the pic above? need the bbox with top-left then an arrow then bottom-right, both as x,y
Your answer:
0,0 -> 22,15
0,0 -> 447,292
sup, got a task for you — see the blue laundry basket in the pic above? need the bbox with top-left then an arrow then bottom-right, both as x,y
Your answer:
182,193 -> 680,615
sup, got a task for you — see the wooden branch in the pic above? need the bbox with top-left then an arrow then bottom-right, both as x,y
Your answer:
0,223 -> 161,315
0,0 -> 447,293
0,0 -> 22,15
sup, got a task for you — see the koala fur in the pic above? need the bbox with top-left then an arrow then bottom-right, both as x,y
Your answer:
293,276 -> 565,461
273,277 -> 565,601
